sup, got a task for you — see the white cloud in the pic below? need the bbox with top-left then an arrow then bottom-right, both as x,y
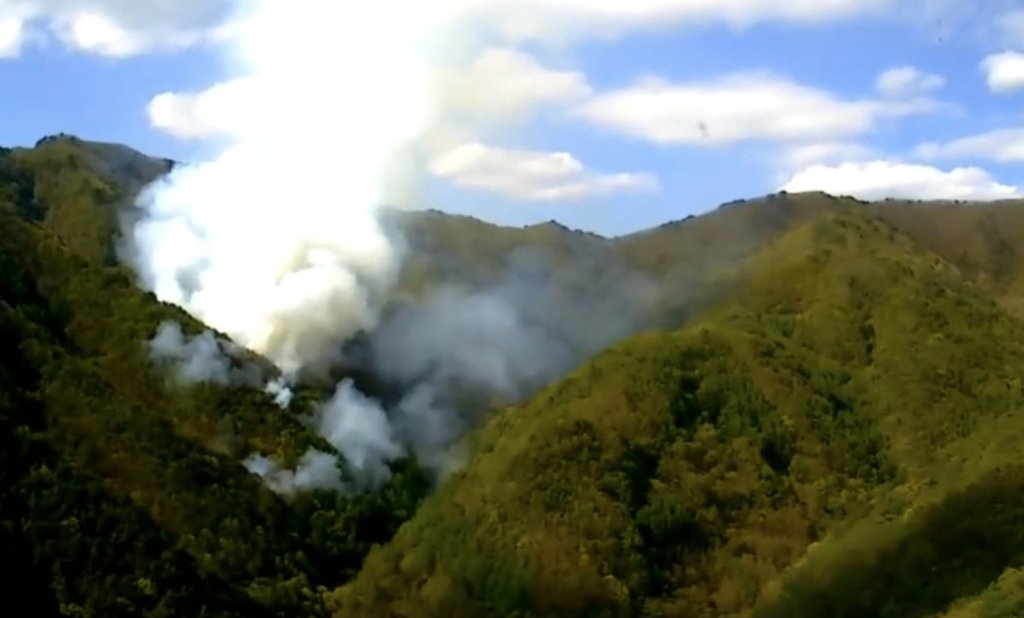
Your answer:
0,17 -> 23,57
457,0 -> 891,42
438,47 -> 592,123
875,65 -> 945,97
781,160 -> 1022,201
146,77 -> 262,140
781,142 -> 875,170
981,51 -> 1024,93
916,128 -> 1024,163
0,1 -> 231,57
575,72 -> 937,146
429,142 -> 658,201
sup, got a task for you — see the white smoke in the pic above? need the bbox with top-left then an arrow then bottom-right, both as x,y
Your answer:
243,380 -> 402,494
148,320 -> 259,386
363,247 -> 658,472
243,450 -> 342,495
264,377 -> 294,409
128,1 -> 664,495
124,0 -> 454,377
125,0 -> 471,493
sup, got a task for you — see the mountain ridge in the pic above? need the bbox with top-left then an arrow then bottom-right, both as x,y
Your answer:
331,209 -> 1024,617
7,134 -> 1024,616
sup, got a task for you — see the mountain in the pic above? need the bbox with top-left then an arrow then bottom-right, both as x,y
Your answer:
6,135 -> 1024,617
330,211 -> 1024,617
0,138 -> 429,617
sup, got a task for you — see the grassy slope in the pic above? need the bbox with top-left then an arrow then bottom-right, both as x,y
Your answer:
329,210 -> 1024,618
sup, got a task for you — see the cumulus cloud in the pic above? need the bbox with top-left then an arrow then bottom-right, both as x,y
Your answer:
145,78 -> 261,141
429,142 -> 658,201
0,17 -> 25,57
875,65 -> 945,97
0,1 -> 232,57
574,72 -> 937,146
781,160 -> 1022,201
981,51 -> 1024,93
438,47 -> 592,123
916,128 -> 1024,163
781,142 -> 875,170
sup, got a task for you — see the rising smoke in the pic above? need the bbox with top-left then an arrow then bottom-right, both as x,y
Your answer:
243,246 -> 658,492
126,1 -> 659,496
359,246 -> 658,473
123,0 -> 450,377
148,320 -> 261,387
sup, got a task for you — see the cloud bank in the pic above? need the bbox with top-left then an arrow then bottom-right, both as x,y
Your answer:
781,160 -> 1022,201
575,72 -> 937,146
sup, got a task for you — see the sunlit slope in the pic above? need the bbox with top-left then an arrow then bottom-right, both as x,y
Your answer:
874,199 -> 1024,317
331,211 -> 1024,618
8,135 -> 170,265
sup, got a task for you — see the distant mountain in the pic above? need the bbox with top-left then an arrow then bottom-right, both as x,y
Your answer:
7,135 -> 1024,617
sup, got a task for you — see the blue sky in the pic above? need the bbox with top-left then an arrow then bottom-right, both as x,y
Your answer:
4,2 -> 1024,236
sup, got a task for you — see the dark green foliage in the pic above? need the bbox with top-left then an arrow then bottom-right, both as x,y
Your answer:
757,466 -> 1024,618
0,148 -> 42,219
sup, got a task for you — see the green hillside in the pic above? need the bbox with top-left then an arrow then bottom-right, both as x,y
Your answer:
0,141 -> 429,616
8,135 -> 1024,617
329,211 -> 1024,617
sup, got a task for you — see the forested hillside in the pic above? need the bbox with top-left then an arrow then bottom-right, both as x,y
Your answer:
6,135 -> 1024,617
0,138 -> 429,617
329,212 -> 1024,617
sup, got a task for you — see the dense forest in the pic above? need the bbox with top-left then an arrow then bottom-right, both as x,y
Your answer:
6,135 -> 1024,616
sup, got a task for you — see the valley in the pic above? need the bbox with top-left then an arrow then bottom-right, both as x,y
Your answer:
4,135 -> 1024,617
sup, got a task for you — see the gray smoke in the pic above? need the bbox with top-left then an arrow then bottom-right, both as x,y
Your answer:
148,320 -> 261,386
244,246 -> 659,493
244,379 -> 401,494
364,246 -> 658,473
265,377 -> 294,409
243,450 -> 342,494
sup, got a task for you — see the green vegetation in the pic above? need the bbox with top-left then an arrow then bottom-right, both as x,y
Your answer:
0,140 -> 429,616
9,135 -> 1024,616
330,212 -> 1024,617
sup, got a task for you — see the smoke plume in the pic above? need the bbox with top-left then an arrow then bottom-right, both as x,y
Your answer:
362,247 -> 657,471
148,320 -> 261,386
128,1 -> 661,495
264,378 -> 294,409
123,0 -> 452,377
